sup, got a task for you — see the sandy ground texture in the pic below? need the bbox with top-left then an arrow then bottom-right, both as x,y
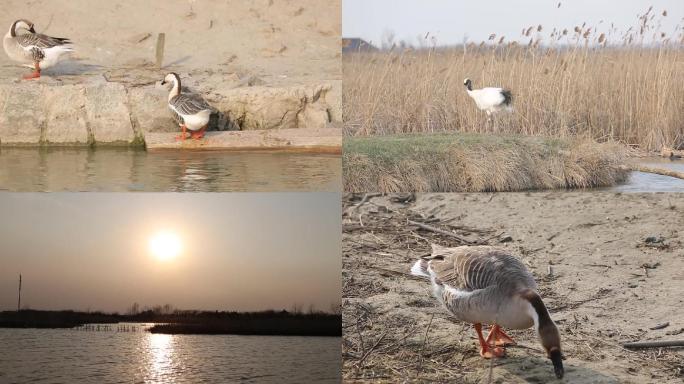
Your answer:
1,0 -> 339,85
0,0 -> 341,129
343,193 -> 684,383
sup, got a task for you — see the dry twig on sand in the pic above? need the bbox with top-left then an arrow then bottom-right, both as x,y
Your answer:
622,340 -> 684,349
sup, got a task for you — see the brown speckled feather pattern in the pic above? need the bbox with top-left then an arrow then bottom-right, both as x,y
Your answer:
427,245 -> 536,293
415,245 -> 539,327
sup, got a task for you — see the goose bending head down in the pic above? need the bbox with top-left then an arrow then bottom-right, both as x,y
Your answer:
463,78 -> 513,116
411,244 -> 564,379
3,19 -> 73,80
161,72 -> 214,141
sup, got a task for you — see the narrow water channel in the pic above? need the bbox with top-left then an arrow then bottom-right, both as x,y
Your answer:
610,157 -> 684,192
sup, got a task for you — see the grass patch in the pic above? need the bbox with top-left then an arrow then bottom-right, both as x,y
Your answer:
344,132 -> 628,192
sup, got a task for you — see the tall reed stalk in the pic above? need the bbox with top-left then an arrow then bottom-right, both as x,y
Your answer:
343,9 -> 684,150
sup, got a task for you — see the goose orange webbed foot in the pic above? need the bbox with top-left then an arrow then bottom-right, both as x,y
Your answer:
190,126 -> 207,140
480,345 -> 506,359
486,324 -> 516,347
175,125 -> 189,141
22,72 -> 40,80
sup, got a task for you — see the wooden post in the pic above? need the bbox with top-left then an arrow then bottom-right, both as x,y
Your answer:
156,33 -> 166,69
17,274 -> 21,312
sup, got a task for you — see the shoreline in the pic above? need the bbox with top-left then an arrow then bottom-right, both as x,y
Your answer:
0,309 -> 342,337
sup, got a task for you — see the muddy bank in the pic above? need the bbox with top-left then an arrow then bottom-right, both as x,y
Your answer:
342,193 -> 683,383
344,133 -> 627,192
0,71 -> 338,149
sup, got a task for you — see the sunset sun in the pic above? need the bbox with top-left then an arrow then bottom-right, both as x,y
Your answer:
149,231 -> 182,261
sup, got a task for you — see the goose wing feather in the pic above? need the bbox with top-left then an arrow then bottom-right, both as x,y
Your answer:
169,94 -> 213,116
16,33 -> 71,49
427,245 -> 536,293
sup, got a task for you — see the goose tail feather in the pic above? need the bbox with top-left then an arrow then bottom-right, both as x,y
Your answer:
410,259 -> 431,279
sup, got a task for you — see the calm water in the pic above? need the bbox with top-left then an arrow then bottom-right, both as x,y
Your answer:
0,326 -> 341,383
0,148 -> 341,192
611,157 -> 684,192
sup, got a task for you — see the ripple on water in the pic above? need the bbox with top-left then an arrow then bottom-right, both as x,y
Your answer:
0,327 -> 341,383
0,148 -> 341,192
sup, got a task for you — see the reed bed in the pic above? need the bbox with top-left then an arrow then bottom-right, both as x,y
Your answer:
343,9 -> 684,151
344,133 -> 628,193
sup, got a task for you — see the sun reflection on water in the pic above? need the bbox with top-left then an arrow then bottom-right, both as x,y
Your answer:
148,333 -> 175,382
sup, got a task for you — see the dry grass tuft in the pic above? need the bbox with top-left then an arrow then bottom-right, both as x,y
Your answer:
343,11 -> 684,151
343,133 -> 628,192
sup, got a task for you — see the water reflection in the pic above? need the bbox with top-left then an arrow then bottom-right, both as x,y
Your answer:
148,333 -> 174,382
0,327 -> 340,383
0,147 -> 341,192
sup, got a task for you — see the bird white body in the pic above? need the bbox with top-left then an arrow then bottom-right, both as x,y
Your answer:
165,74 -> 212,131
168,104 -> 211,131
3,20 -> 73,70
463,78 -> 513,116
466,88 -> 512,115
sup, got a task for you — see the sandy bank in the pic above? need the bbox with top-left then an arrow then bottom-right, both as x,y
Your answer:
343,193 -> 683,383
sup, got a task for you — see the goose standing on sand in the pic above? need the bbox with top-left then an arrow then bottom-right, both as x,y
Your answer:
3,19 -> 73,80
411,244 -> 564,379
161,72 -> 214,141
463,78 -> 512,116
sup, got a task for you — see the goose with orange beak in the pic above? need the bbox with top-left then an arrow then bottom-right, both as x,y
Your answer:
3,19 -> 73,80
161,72 -> 215,141
411,244 -> 564,379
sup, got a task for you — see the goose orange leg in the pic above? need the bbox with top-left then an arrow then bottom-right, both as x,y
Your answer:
486,324 -> 516,347
474,323 -> 505,358
22,61 -> 41,80
176,125 -> 188,141
190,125 -> 207,140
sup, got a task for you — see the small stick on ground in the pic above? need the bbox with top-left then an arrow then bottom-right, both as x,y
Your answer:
156,33 -> 166,69
354,193 -> 381,210
622,340 -> 684,349
421,314 -> 434,353
408,220 -> 474,244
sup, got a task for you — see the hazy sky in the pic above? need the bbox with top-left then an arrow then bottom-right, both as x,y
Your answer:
0,193 -> 340,313
343,0 -> 683,46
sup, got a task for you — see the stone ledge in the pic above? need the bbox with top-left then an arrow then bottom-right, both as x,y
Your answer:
0,73 -> 338,148
145,128 -> 342,153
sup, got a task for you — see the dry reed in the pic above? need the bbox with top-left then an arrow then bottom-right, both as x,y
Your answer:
343,9 -> 684,151
344,134 -> 628,192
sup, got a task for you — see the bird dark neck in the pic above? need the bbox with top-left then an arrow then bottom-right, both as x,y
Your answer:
521,289 -> 553,329
10,20 -> 18,37
466,83 -> 472,91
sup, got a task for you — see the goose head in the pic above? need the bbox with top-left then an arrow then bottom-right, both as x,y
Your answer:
9,19 -> 35,37
161,72 -> 181,98
463,78 -> 472,91
522,288 -> 564,379
539,321 -> 564,379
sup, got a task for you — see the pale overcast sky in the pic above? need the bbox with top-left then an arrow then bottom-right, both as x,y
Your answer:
343,0 -> 683,46
0,193 -> 340,313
